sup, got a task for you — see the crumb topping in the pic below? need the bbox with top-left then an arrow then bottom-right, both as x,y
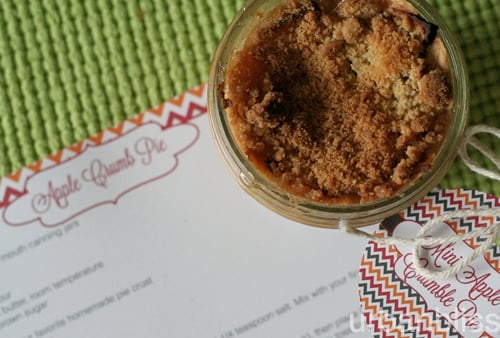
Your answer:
222,0 -> 453,204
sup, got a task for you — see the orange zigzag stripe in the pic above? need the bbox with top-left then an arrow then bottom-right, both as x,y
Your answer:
47,149 -> 64,164
6,169 -> 22,183
108,121 -> 125,135
455,188 -> 479,209
27,160 -> 43,173
68,141 -> 84,154
373,230 -> 386,238
447,219 -> 462,234
148,103 -> 165,116
422,311 -> 449,338
187,84 -> 206,98
169,93 -> 185,107
360,294 -> 380,321
485,251 -> 499,273
88,131 -> 105,145
421,195 -> 444,217
387,244 -> 402,260
128,114 -> 144,125
376,311 -> 405,337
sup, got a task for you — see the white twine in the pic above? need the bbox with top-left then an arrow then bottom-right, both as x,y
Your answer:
340,125 -> 500,279
458,125 -> 500,181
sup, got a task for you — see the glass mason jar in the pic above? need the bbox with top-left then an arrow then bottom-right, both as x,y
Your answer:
208,0 -> 469,229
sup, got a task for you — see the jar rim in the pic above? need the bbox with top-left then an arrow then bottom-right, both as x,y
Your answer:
208,0 -> 470,228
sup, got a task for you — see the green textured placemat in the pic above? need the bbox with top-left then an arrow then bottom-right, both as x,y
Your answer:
0,0 -> 498,196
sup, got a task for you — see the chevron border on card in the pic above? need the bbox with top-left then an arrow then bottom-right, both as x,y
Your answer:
404,189 -> 479,222
360,267 -> 457,337
361,247 -> 421,336
360,253 -> 426,316
360,237 -> 461,337
164,101 -> 207,129
404,197 -> 443,223
403,189 -> 499,263
367,241 -> 400,268
441,191 -> 499,270
0,84 -> 209,208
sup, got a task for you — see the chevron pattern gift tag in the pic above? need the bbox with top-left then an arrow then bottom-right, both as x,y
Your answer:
358,188 -> 499,337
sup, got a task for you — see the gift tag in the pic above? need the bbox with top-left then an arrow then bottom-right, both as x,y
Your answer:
358,188 -> 499,337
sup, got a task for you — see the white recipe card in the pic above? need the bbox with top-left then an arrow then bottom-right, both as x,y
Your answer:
0,85 -> 374,338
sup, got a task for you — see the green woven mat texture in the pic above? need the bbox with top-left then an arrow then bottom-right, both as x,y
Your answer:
0,0 -> 498,196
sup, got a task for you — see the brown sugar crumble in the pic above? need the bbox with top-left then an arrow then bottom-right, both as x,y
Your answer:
221,0 -> 453,204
